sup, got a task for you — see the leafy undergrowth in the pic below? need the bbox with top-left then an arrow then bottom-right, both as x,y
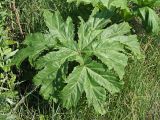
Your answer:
1,0 -> 160,119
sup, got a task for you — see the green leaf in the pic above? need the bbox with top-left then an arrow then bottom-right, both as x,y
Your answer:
93,44 -> 128,79
33,64 -> 59,100
35,47 -> 78,69
62,62 -> 123,114
101,22 -> 131,38
86,62 -> 124,94
89,8 -> 112,29
109,35 -> 143,59
33,49 -> 77,100
43,10 -> 75,48
12,33 -> 56,67
34,48 -> 78,100
101,22 -> 142,58
139,7 -> 160,33
84,74 -> 106,114
61,66 -> 86,108
43,10 -> 64,36
11,47 -> 34,68
78,17 -> 103,50
78,10 -> 112,50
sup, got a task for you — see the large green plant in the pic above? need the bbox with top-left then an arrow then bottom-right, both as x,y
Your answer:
12,10 -> 142,114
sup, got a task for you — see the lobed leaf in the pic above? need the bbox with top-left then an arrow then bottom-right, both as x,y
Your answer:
61,66 -> 86,108
62,62 -> 123,114
12,33 -> 56,67
33,64 -> 59,100
43,10 -> 75,48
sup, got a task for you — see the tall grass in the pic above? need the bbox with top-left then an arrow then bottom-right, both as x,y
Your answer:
12,0 -> 92,33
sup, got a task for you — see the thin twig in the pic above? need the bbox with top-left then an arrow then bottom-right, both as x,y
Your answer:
144,36 -> 153,52
9,2 -> 14,31
11,86 -> 38,113
12,0 -> 24,37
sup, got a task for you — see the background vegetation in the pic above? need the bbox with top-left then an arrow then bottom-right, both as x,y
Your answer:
0,0 -> 160,120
